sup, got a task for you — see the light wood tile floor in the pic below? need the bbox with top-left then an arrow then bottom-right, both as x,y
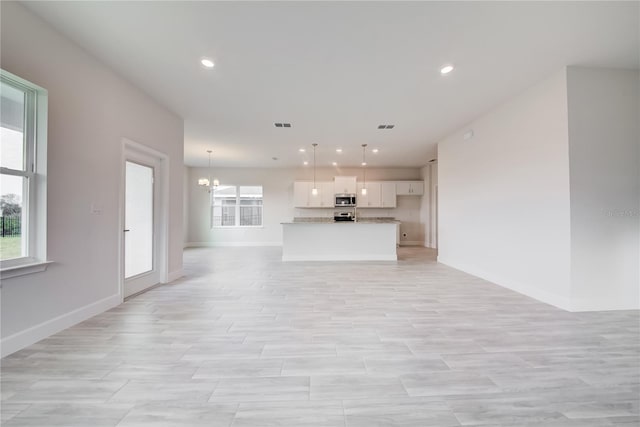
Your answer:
2,247 -> 639,426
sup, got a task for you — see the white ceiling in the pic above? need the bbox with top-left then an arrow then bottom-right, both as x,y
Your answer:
22,1 -> 639,168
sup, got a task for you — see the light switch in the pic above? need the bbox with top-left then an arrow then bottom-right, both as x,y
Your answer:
91,203 -> 103,215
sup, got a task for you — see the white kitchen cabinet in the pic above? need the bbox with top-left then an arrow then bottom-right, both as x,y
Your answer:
311,181 -> 334,208
294,181 -> 310,207
294,181 -> 334,208
334,176 -> 357,194
355,183 -> 367,207
356,182 -> 396,208
396,181 -> 424,196
357,182 -> 381,208
380,182 -> 397,208
323,182 -> 335,207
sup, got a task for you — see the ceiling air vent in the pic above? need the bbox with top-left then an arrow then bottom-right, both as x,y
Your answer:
274,123 -> 292,128
378,124 -> 395,129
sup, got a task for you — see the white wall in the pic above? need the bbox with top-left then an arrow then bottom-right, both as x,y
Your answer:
438,66 -> 640,312
420,163 -> 438,248
188,168 -> 294,246
567,67 -> 639,310
430,163 -> 438,249
0,3 -> 184,355
183,166 -> 190,248
186,167 -> 427,246
438,70 -> 573,309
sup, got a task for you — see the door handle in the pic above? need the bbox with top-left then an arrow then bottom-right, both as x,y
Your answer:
124,229 -> 130,232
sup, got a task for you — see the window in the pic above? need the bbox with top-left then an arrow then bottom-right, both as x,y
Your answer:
212,185 -> 263,227
0,70 -> 48,277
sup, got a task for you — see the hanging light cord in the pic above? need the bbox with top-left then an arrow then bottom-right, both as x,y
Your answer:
207,150 -> 213,189
312,143 -> 318,188
362,144 -> 367,187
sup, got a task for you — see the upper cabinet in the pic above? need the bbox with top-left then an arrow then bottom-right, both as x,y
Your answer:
293,181 -> 311,207
334,176 -> 357,194
380,182 -> 397,208
396,181 -> 424,196
294,178 -> 421,208
356,182 -> 380,208
356,182 -> 396,208
318,182 -> 335,208
294,181 -> 334,208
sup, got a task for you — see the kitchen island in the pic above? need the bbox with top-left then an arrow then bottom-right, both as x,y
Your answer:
281,219 -> 399,261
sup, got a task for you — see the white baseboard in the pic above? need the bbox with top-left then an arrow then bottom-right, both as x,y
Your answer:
167,269 -> 184,282
283,254 -> 397,262
570,296 -> 640,312
437,256 -> 572,311
1,294 -> 121,357
186,241 -> 282,247
399,241 -> 424,246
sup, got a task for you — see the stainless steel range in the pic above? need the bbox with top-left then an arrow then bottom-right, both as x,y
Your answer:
334,211 -> 355,222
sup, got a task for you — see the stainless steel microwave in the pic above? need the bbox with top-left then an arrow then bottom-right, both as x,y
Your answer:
335,194 -> 356,207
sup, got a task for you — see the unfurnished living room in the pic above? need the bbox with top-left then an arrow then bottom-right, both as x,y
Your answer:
0,1 -> 638,426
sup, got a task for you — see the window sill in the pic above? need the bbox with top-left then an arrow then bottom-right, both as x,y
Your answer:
0,260 -> 53,281
211,225 -> 264,229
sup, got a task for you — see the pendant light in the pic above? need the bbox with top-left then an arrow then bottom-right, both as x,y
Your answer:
198,150 -> 218,192
311,143 -> 318,196
361,144 -> 368,196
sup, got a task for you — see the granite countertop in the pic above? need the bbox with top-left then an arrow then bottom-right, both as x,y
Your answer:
284,217 -> 400,224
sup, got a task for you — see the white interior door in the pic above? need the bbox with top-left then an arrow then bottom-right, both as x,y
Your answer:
124,160 -> 160,297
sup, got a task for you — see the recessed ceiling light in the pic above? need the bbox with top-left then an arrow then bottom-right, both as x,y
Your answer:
299,148 -> 306,153
361,162 -> 367,166
332,162 -> 337,166
201,58 -> 215,68
372,148 -> 379,153
440,64 -> 454,75
336,148 -> 342,153
303,161 -> 308,165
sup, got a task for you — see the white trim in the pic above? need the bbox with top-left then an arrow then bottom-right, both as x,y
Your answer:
283,254 -> 397,262
167,269 -> 184,282
0,294 -> 120,357
0,70 -> 48,270
0,260 -> 52,281
186,241 -> 282,247
570,296 -> 640,312
437,256 -> 572,311
119,138 -> 170,300
211,225 -> 265,229
399,241 -> 423,246
210,184 -> 264,228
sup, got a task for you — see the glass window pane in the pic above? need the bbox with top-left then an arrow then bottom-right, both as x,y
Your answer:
240,205 -> 262,226
0,81 -> 25,170
125,162 -> 153,278
211,205 -> 222,227
239,186 -> 263,226
239,186 -> 263,199
213,185 -> 236,226
214,185 -> 237,200
221,206 -> 236,226
0,174 -> 26,260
